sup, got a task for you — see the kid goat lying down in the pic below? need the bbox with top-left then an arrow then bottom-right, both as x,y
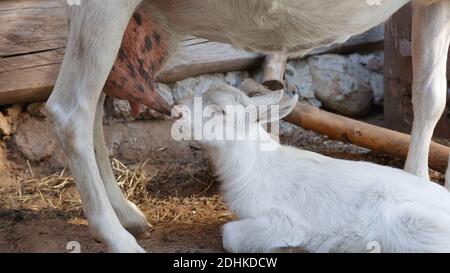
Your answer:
174,82 -> 450,253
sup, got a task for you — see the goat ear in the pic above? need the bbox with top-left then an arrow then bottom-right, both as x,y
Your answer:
250,90 -> 284,106
257,94 -> 298,123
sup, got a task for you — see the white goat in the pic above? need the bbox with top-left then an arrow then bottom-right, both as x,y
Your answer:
176,83 -> 450,253
47,0 -> 450,252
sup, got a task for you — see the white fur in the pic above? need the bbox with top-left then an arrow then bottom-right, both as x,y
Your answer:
47,0 -> 450,252
183,84 -> 450,253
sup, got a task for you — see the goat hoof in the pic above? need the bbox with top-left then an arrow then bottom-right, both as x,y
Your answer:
124,221 -> 153,239
118,201 -> 153,239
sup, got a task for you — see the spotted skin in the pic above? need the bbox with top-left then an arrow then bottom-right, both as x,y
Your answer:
104,9 -> 171,116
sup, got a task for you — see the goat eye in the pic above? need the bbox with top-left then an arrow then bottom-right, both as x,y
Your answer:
221,109 -> 226,115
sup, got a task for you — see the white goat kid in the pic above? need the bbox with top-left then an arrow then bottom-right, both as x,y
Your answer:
178,83 -> 450,253
47,0 -> 450,252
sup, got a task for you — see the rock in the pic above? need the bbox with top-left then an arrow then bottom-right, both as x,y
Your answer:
0,112 -> 11,136
285,61 -> 321,107
171,74 -> 228,102
369,73 -> 384,106
363,52 -> 384,73
26,103 -> 48,119
0,105 -> 23,136
308,54 -> 373,117
347,52 -> 384,105
5,105 -> 23,124
107,97 -> 132,119
104,120 -> 196,164
224,71 -> 250,87
285,52 -> 383,113
156,83 -> 174,106
10,115 -> 62,163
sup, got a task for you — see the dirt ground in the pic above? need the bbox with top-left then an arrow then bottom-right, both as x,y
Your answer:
0,115 -> 446,253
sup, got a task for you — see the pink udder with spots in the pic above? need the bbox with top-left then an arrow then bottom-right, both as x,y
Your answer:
104,9 -> 171,116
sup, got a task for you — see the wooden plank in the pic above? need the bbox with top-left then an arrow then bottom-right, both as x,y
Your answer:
0,0 -> 68,57
0,0 -> 67,104
0,48 -> 64,104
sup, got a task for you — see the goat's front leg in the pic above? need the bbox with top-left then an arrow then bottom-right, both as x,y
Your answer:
222,211 -> 305,253
46,0 -> 144,252
404,0 -> 450,181
94,94 -> 152,238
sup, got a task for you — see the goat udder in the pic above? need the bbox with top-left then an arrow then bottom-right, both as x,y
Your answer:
103,9 -> 172,116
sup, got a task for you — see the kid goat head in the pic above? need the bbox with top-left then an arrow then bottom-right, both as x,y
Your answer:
172,83 -> 298,149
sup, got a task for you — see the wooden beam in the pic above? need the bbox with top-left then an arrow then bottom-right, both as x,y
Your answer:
0,49 -> 64,104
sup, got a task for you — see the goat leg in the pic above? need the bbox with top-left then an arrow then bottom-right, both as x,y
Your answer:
405,1 -> 450,182
47,0 -> 145,253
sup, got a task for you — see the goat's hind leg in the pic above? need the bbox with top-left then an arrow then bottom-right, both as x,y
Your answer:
94,94 -> 152,238
46,0 -> 144,252
404,0 -> 450,181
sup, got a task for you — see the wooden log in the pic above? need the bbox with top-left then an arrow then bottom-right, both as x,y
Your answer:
262,53 -> 288,91
240,79 -> 450,173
